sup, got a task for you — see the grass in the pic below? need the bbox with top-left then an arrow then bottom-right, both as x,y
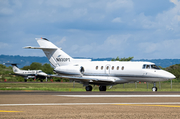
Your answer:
0,82 -> 180,91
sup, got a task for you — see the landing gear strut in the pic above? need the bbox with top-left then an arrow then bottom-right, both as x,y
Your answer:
99,86 -> 106,91
152,82 -> 157,92
85,85 -> 92,91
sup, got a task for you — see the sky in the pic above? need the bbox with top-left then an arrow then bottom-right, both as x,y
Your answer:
0,0 -> 180,59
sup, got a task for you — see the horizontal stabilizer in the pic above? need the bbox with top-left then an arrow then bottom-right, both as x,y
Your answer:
4,63 -> 20,66
23,46 -> 57,50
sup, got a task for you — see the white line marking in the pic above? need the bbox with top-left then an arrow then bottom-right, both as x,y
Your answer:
56,95 -> 180,97
1,102 -> 180,106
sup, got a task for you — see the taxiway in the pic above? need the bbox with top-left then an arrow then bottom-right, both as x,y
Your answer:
0,91 -> 180,118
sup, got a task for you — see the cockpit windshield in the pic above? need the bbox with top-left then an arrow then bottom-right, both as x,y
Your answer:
151,65 -> 160,69
142,64 -> 160,70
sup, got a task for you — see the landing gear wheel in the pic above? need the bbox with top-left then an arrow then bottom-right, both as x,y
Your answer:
99,86 -> 106,91
24,79 -> 27,82
85,85 -> 92,91
152,82 -> 157,92
152,87 -> 157,92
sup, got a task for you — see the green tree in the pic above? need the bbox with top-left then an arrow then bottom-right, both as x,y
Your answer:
22,66 -> 31,70
42,63 -> 54,74
22,62 -> 42,70
30,62 -> 42,70
111,57 -> 134,61
165,64 -> 180,80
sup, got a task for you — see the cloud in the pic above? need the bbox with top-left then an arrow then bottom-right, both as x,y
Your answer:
137,39 -> 180,59
56,37 -> 67,46
112,17 -> 122,23
0,1 -> 13,15
1,0 -> 180,59
0,42 -> 10,49
69,34 -> 132,57
106,0 -> 133,12
138,42 -> 158,54
170,0 -> 180,5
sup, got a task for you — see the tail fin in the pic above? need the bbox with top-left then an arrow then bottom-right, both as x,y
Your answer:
5,63 -> 20,72
24,38 -> 73,67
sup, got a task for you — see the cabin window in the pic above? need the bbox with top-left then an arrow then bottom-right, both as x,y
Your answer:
112,66 -> 114,70
117,66 -> 119,70
122,66 -> 124,70
101,66 -> 103,70
106,66 -> 109,70
96,66 -> 98,70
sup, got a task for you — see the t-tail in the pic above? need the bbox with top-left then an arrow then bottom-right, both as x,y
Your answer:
24,38 -> 73,67
5,63 -> 20,73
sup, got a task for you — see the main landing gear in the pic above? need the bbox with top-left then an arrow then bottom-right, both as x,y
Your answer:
85,85 -> 92,91
99,86 -> 106,91
85,85 -> 107,91
152,82 -> 157,92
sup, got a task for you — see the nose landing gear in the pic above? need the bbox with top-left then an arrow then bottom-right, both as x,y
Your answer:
152,82 -> 157,92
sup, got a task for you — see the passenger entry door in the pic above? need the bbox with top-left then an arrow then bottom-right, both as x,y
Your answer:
105,65 -> 111,75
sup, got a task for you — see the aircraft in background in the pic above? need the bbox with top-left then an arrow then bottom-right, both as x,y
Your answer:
5,63 -> 48,82
24,38 -> 176,91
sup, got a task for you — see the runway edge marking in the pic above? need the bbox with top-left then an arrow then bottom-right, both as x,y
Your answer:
113,104 -> 180,108
1,102 -> 180,106
56,95 -> 180,97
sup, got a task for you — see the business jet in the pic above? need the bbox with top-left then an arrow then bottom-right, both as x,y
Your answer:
5,63 -> 48,82
24,38 -> 175,91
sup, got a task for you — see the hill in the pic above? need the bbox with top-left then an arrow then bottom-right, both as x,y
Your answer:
1,55 -> 180,68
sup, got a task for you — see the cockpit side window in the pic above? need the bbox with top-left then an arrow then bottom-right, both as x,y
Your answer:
151,65 -> 160,70
146,65 -> 150,69
142,64 -> 160,70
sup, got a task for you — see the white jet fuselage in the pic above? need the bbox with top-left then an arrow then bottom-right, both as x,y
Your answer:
24,38 -> 176,91
54,61 -> 175,85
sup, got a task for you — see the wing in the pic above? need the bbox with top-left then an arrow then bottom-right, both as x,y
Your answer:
48,74 -> 115,84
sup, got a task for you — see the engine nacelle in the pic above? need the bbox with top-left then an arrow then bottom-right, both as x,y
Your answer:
27,76 -> 36,79
54,66 -> 84,76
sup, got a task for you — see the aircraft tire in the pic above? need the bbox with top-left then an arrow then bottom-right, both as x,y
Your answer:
152,87 -> 157,92
85,85 -> 92,91
24,79 -> 27,82
99,86 -> 106,91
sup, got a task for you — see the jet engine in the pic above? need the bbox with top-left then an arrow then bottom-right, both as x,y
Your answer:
54,66 -> 85,76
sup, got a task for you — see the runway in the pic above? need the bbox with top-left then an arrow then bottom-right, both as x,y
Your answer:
0,91 -> 180,119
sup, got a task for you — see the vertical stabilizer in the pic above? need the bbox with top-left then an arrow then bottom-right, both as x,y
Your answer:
11,64 -> 20,73
36,38 -> 73,67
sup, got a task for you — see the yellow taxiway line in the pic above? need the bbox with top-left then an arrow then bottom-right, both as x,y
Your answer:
0,110 -> 22,112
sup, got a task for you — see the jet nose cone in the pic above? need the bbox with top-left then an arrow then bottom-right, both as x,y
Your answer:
170,74 -> 176,79
166,72 -> 176,79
